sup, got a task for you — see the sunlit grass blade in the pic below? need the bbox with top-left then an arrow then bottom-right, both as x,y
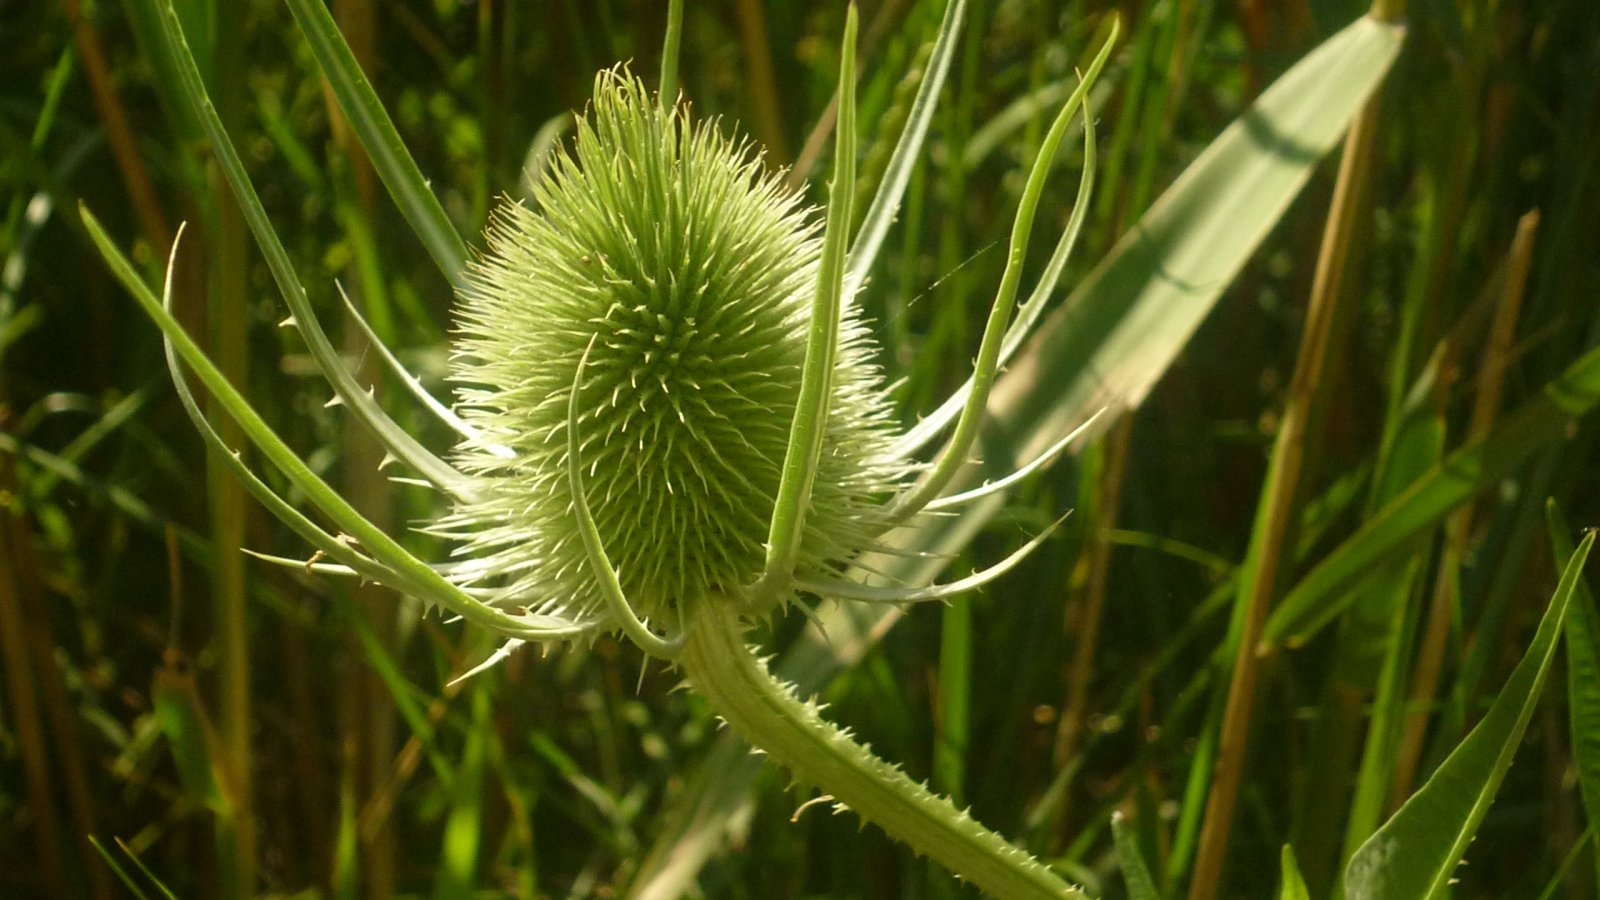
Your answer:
143,0 -> 471,498
1265,343 -> 1600,645
1343,532 -> 1595,899
279,0 -> 469,282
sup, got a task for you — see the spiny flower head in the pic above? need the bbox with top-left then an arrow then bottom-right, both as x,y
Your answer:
439,70 -> 905,626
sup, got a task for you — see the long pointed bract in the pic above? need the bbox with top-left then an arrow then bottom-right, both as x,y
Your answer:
567,336 -> 685,659
760,6 -> 859,591
149,0 -> 474,499
84,207 -> 589,642
889,20 -> 1118,520
892,92 -> 1099,459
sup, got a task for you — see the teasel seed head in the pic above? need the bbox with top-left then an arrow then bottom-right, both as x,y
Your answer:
439,70 -> 905,628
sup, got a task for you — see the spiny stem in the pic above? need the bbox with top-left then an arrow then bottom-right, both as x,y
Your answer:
678,596 -> 1086,900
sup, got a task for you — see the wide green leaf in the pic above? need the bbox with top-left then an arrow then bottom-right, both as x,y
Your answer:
628,14 -> 1403,895
1343,532 -> 1595,899
986,15 -> 1402,460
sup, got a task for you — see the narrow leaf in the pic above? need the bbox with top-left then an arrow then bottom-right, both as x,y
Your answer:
845,0 -> 966,290
1279,845 -> 1311,900
1113,812 -> 1163,900
1343,533 -> 1595,899
1549,503 -> 1600,887
1266,344 -> 1600,645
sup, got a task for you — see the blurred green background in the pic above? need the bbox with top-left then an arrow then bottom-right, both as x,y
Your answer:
3,0 -> 1599,897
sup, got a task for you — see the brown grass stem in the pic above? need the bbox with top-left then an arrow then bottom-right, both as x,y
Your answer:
1186,75 -> 1383,900
0,450 -> 67,898
1387,210 -> 1539,809
59,0 -> 171,249
1051,414 -> 1133,837
734,0 -> 790,167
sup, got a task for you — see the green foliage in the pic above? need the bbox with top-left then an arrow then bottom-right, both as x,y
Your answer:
4,0 -> 1600,897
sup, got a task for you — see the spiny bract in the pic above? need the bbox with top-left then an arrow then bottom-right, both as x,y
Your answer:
439,71 -> 904,625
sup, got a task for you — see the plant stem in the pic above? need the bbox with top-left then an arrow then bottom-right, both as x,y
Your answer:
1186,48 -> 1383,900
678,597 -> 1086,900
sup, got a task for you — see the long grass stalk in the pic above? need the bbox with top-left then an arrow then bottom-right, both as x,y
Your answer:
1051,414 -> 1133,831
206,6 -> 256,890
733,0 -> 788,166
1387,209 -> 1540,808
1186,40 -> 1386,899
0,452 -> 67,898
59,0 -> 171,248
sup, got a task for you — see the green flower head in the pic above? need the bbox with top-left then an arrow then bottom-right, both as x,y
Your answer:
438,71 -> 905,624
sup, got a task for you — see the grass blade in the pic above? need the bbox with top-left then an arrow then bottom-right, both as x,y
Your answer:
1265,343 -> 1600,646
1114,812 -> 1163,900
1549,503 -> 1600,887
1279,845 -> 1311,900
845,0 -> 966,292
1343,533 -> 1595,899
87,837 -> 152,900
